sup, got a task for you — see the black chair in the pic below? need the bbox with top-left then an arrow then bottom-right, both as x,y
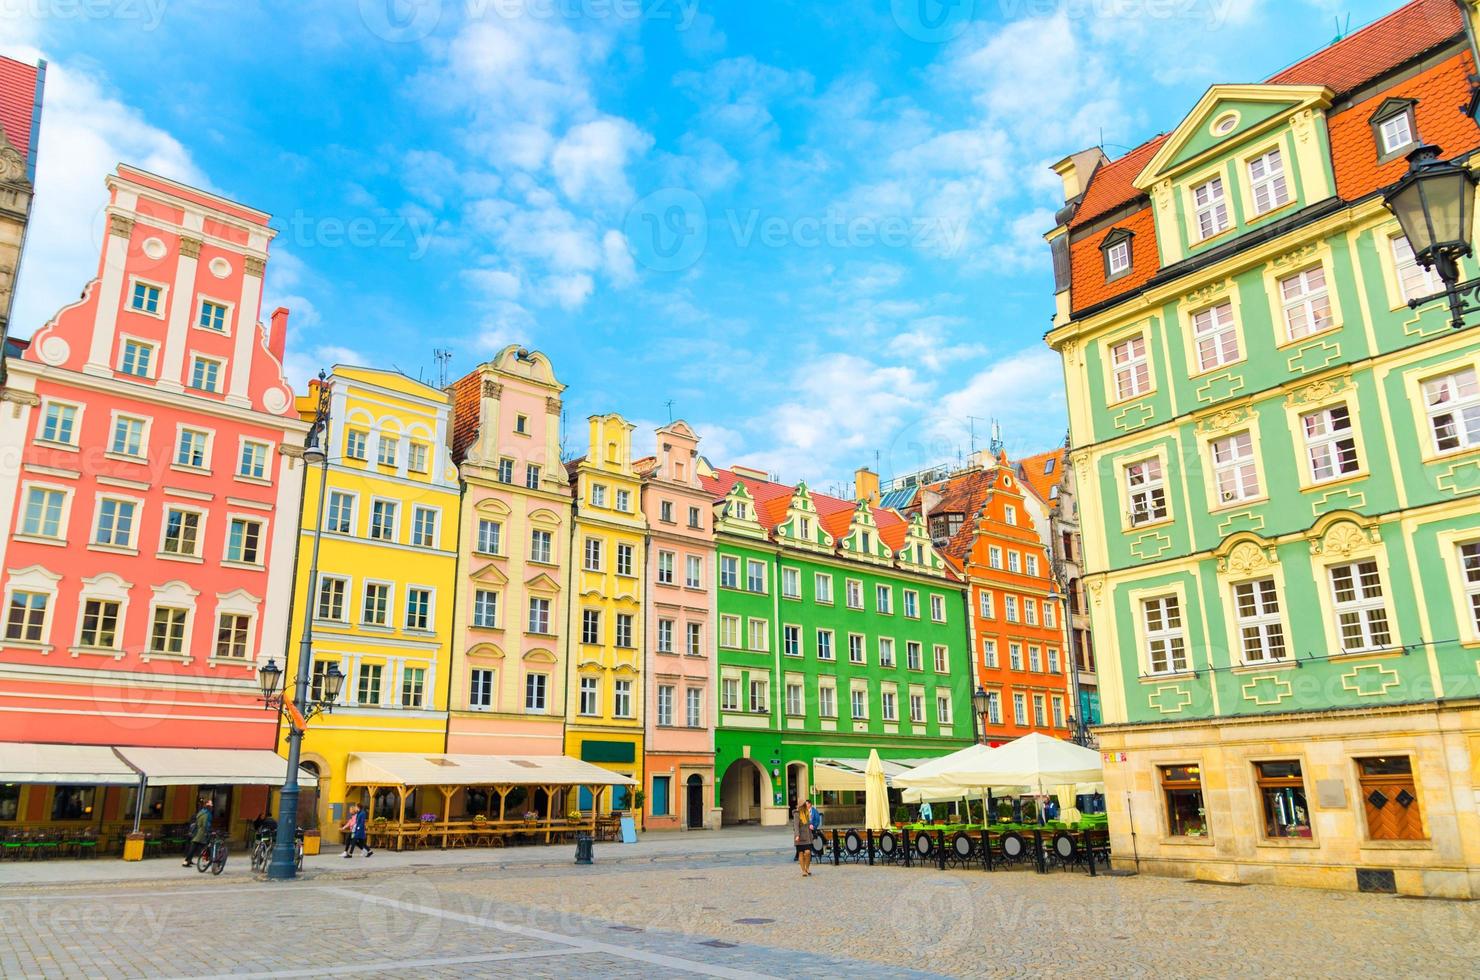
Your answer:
913,830 -> 935,863
841,829 -> 865,863
877,829 -> 900,864
946,830 -> 976,868
1050,831 -> 1079,870
998,831 -> 1029,865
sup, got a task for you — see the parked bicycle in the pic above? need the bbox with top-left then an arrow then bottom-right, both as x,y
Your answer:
194,831 -> 228,876
249,829 -> 304,873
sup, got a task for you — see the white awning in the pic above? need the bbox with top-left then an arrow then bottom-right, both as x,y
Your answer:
813,757 -> 933,792
345,753 -> 637,788
0,744 -> 138,785
114,748 -> 316,787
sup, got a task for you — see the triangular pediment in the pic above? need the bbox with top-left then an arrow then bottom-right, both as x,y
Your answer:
470,561 -> 510,585
1135,84 -> 1332,188
525,571 -> 562,593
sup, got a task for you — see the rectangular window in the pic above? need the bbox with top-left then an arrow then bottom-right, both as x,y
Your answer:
688,506 -> 702,529
748,678 -> 767,714
817,629 -> 835,660
909,693 -> 924,724
988,546 -> 1003,570
1028,645 -> 1042,672
783,624 -> 801,657
1329,560 -> 1391,652
357,664 -> 384,705
161,508 -> 201,557
846,579 -> 863,609
616,543 -> 634,577
851,688 -> 868,720
1211,431 -> 1260,504
1192,301 -> 1240,371
407,442 -> 429,473
1106,238 -> 1130,275
979,591 -> 995,619
1280,267 -> 1333,340
1234,577 -> 1286,662
1302,405 -> 1360,483
881,690 -> 898,722
527,597 -> 551,634
1378,113 -> 1413,155
938,694 -> 953,725
1032,694 -> 1047,726
657,618 -> 674,653
1256,760 -> 1311,839
1126,457 -> 1168,525
497,458 -> 514,484
175,428 -> 209,469
401,667 -> 426,708
369,500 -> 397,541
657,551 -> 675,585
411,507 -> 437,548
94,498 -> 136,548
215,613 -> 250,659
1005,596 -> 1019,623
720,615 -> 739,648
686,622 -> 703,656
5,590 -> 48,643
1192,175 -> 1229,239
362,583 -> 390,626
189,356 -> 222,393
147,606 -> 187,655
1392,235 -> 1443,303
324,492 -> 354,534
525,464 -> 541,489
317,576 -> 347,621
591,484 -> 607,507
659,500 -> 673,523
902,589 -> 918,617
1111,335 -> 1151,401
1048,648 -> 1061,673
657,684 -> 674,726
580,676 -> 600,716
1161,765 -> 1207,837
906,641 -> 922,671
119,339 -> 153,377
1044,602 -> 1057,629
584,537 -> 603,573
376,436 -> 399,467
470,518 -> 501,555
782,567 -> 800,599
878,636 -> 894,667
986,691 -> 1002,725
1026,554 -> 1039,576
616,613 -> 634,648
345,430 -> 368,460
685,555 -> 703,589
1144,595 -> 1189,673
129,281 -> 162,314
746,559 -> 766,593
875,584 -> 892,614
530,529 -> 552,564
40,402 -> 78,445
1008,551 -> 1022,574
848,633 -> 865,664
786,682 -> 803,716
930,594 -> 946,622
720,555 -> 739,589
525,673 -> 548,712
1247,148 -> 1289,214
819,685 -> 837,719
982,639 -> 998,668
721,678 -> 740,712
1461,542 -> 1480,635
933,645 -> 948,672
1013,693 -> 1027,726
1009,643 -> 1023,671
110,416 -> 146,457
687,687 -> 702,727
746,618 -> 767,651
1423,368 -> 1480,455
238,440 -> 270,480
472,589 -> 498,629
615,489 -> 631,512
814,573 -> 833,604
469,669 -> 494,709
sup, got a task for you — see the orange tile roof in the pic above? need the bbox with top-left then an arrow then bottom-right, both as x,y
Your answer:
1267,0 -> 1461,93
1016,449 -> 1066,505
0,56 -> 39,170
1068,206 -> 1159,312
1068,134 -> 1166,230
700,466 -> 912,552
447,369 -> 483,461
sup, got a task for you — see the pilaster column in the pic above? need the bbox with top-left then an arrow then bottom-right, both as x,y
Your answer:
226,254 -> 265,407
84,212 -> 135,376
156,233 -> 202,392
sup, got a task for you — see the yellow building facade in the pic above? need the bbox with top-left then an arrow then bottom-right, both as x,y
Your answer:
564,415 -> 645,812
282,367 -> 459,842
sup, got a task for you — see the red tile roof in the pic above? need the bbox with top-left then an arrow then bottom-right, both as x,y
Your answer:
0,56 -> 40,171
1068,135 -> 1166,230
700,466 -> 912,552
1015,449 -> 1066,505
1068,206 -> 1159,311
1267,0 -> 1461,93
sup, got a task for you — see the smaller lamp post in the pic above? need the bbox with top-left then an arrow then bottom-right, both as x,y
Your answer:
971,685 -> 989,744
1382,144 -> 1480,330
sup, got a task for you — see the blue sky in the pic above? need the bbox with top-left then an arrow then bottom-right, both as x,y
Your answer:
4,0 -> 1397,490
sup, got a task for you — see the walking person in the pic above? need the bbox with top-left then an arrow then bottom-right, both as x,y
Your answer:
794,801 -> 814,877
342,803 -> 373,858
182,797 -> 213,868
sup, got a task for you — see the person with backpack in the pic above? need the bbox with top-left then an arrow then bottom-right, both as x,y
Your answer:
182,798 -> 213,868
341,803 -> 373,858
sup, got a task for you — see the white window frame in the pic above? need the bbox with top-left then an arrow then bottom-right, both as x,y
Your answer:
1328,560 -> 1393,653
1191,301 -> 1240,372
174,425 -> 213,472
1106,238 -> 1130,276
1233,576 -> 1286,663
1301,404 -> 1361,484
1279,266 -> 1334,341
1422,367 -> 1480,456
1110,334 -> 1151,401
411,505 -> 439,549
237,438 -> 272,482
326,491 -> 357,535
1391,234 -> 1443,303
196,296 -> 233,334
37,398 -> 82,448
107,412 -> 150,460
1125,457 -> 1169,526
91,495 -> 141,551
117,335 -> 158,378
1246,147 -> 1289,215
125,276 -> 167,318
1191,174 -> 1230,240
188,354 -> 224,394
1143,594 -> 1189,675
18,483 -> 71,542
158,505 -> 206,560
1210,431 -> 1261,505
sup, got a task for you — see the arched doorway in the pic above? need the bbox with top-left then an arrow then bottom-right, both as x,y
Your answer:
686,774 -> 705,829
719,759 -> 769,825
786,762 -> 808,817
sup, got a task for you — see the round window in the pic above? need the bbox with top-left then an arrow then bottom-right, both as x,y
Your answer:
1211,112 -> 1239,136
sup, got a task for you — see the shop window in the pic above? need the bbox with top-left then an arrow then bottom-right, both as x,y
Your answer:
464,788 -> 489,817
1357,756 -> 1425,841
0,784 -> 19,821
51,785 -> 96,821
1159,765 -> 1207,838
374,787 -> 416,821
124,785 -> 166,822
1255,761 -> 1311,839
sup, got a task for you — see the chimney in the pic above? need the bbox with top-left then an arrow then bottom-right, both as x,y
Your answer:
1050,147 -> 1108,203
854,467 -> 880,507
269,306 -> 289,363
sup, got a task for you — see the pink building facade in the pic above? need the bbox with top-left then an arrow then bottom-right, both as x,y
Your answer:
0,166 -> 307,752
639,422 -> 717,831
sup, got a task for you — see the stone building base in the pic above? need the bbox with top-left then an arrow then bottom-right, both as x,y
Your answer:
1097,699 -> 1480,899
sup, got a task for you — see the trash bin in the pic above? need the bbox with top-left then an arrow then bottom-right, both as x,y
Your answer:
574,832 -> 594,865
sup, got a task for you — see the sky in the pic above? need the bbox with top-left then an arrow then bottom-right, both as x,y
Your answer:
2,0 -> 1399,493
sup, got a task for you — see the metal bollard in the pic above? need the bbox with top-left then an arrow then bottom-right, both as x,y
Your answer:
832,829 -> 840,866
936,829 -> 946,871
574,832 -> 593,866
903,827 -> 911,867
867,829 -> 874,866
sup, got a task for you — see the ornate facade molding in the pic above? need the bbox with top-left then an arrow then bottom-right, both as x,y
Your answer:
243,256 -> 266,277
108,214 -> 135,239
546,396 -> 562,414
482,378 -> 503,399
177,236 -> 202,259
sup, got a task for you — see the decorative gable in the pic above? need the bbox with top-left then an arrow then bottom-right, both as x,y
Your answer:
715,482 -> 767,540
896,512 -> 946,575
839,500 -> 892,564
776,483 -> 833,551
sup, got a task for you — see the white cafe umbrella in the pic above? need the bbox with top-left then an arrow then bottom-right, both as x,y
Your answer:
864,750 -> 890,832
946,733 -> 1103,796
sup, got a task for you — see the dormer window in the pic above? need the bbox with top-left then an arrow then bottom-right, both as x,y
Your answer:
1370,98 -> 1417,163
1100,227 -> 1134,281
1192,176 -> 1230,240
1247,148 -> 1289,215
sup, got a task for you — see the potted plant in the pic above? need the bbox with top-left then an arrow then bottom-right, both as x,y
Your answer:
631,789 -> 645,831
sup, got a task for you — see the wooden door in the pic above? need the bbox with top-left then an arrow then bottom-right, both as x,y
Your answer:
1359,774 -> 1424,840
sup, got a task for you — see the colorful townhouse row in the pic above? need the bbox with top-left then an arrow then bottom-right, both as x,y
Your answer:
0,102 -> 1079,847
1045,0 -> 1480,897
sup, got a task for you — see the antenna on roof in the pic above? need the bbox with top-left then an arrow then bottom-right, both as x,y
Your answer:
433,348 -> 453,389
1331,12 -> 1350,43
665,399 -> 675,423
967,415 -> 985,454
990,419 -> 1004,456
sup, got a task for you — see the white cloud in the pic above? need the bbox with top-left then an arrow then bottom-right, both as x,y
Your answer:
463,267 -> 522,300
283,344 -> 365,391
930,346 -> 1067,456
542,272 -> 594,310
550,116 -> 653,205
602,229 -> 636,286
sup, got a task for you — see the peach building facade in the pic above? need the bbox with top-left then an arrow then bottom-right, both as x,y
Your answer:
0,166 -> 307,751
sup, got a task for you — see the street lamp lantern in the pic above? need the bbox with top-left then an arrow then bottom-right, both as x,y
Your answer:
321,662 -> 346,704
972,685 -> 989,719
302,427 -> 327,466
258,657 -> 283,700
1382,144 -> 1479,330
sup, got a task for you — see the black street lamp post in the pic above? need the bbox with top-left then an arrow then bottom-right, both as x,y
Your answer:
259,373 -> 343,880
1382,144 -> 1480,330
972,685 -> 989,744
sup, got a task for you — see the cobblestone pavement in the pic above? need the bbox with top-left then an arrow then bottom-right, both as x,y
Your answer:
1,845 -> 1476,977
